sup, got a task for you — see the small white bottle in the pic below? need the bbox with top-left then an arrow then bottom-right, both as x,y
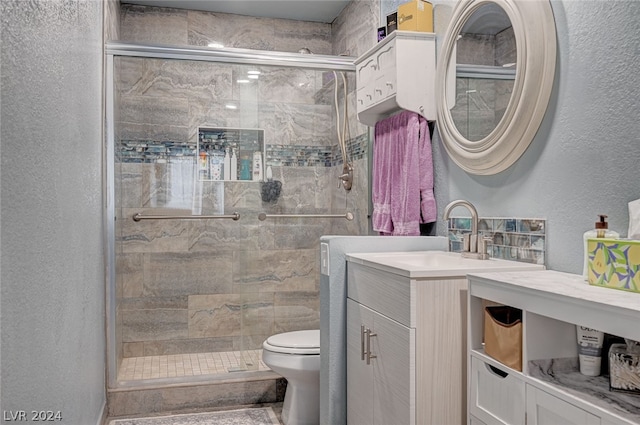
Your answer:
583,214 -> 619,280
252,151 -> 263,181
230,148 -> 238,181
223,148 -> 231,181
209,151 -> 222,181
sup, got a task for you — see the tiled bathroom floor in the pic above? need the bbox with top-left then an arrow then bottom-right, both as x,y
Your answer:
118,349 -> 270,381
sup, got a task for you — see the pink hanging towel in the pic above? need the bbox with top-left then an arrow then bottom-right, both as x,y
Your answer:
372,111 -> 436,236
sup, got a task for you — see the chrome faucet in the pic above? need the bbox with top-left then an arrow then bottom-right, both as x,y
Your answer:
443,200 -> 490,260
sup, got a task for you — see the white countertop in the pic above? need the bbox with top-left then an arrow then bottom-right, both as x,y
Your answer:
346,250 -> 544,278
468,269 -> 640,344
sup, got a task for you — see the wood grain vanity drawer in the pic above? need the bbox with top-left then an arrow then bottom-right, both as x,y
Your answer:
347,262 -> 413,327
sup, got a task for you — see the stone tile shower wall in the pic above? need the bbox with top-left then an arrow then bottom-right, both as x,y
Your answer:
115,6 -> 369,368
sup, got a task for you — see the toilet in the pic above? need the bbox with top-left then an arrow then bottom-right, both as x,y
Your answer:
262,330 -> 320,425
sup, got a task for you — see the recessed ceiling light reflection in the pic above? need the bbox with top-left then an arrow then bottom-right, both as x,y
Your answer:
208,42 -> 224,48
248,75 -> 259,79
247,70 -> 261,75
236,79 -> 250,84
225,104 -> 238,109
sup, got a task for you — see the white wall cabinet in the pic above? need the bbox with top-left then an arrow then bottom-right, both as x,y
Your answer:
468,270 -> 640,425
354,31 -> 436,126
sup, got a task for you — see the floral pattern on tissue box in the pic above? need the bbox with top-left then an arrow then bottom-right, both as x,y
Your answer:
588,238 -> 640,293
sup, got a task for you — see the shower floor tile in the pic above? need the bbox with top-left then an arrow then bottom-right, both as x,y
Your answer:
118,349 -> 270,381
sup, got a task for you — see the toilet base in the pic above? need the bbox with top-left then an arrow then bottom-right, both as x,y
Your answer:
281,375 -> 319,425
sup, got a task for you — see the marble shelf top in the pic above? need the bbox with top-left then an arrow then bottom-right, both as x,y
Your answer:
530,358 -> 640,423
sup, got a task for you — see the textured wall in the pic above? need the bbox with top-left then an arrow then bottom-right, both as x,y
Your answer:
433,0 -> 640,273
1,0 -> 106,423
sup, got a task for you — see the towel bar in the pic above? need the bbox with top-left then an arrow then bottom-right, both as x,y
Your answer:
132,212 -> 240,221
258,212 -> 353,221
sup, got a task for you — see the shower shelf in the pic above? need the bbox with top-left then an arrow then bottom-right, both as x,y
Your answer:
198,126 -> 265,182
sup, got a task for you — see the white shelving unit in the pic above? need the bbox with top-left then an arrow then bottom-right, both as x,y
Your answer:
354,31 -> 436,126
467,270 -> 640,425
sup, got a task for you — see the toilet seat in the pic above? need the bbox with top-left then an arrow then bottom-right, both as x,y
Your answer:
263,330 -> 320,355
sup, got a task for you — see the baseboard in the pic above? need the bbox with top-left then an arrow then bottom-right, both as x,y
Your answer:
97,399 -> 107,425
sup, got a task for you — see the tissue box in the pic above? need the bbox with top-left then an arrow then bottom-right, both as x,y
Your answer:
587,238 -> 640,293
398,0 -> 433,33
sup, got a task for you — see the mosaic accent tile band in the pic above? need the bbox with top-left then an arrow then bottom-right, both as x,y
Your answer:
117,134 -> 367,167
448,217 -> 546,265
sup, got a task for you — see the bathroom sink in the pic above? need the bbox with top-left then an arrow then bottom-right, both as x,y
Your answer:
346,250 -> 544,278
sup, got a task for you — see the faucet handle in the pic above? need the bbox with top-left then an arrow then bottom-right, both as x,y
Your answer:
462,233 -> 471,252
478,236 -> 493,256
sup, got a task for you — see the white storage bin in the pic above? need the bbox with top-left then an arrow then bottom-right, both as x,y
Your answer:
470,355 -> 526,425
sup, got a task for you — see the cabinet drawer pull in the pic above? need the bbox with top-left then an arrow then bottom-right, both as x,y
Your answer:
366,331 -> 377,365
486,364 -> 509,378
360,325 -> 367,360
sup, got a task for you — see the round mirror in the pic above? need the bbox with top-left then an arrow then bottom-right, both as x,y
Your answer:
436,0 -> 556,175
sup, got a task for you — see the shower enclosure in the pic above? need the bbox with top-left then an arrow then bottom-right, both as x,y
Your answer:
105,43 -> 366,389
451,66 -> 515,141
451,10 -> 516,141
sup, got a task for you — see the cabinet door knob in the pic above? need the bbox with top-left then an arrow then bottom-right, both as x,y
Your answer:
366,331 -> 377,365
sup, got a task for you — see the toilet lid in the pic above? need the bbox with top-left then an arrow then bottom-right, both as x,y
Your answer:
263,330 -> 320,355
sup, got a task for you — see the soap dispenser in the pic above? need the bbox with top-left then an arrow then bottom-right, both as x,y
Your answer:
582,214 -> 619,279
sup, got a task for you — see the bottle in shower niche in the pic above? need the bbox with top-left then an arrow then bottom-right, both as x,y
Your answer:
252,151 -> 263,181
199,149 -> 209,180
223,148 -> 231,181
209,149 -> 224,181
230,148 -> 238,180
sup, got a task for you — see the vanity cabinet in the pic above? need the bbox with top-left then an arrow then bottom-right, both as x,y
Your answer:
354,31 -> 436,126
467,270 -> 640,425
347,298 -> 414,425
346,259 -> 469,425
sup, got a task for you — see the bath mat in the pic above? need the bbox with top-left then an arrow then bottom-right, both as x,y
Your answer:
109,407 -> 280,425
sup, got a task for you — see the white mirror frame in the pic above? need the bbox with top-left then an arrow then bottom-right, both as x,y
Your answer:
436,0 -> 557,175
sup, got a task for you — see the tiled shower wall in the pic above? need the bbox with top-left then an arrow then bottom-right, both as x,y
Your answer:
114,5 -> 373,368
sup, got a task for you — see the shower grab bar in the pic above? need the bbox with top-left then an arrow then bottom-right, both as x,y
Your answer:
132,212 -> 240,222
258,212 -> 353,221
